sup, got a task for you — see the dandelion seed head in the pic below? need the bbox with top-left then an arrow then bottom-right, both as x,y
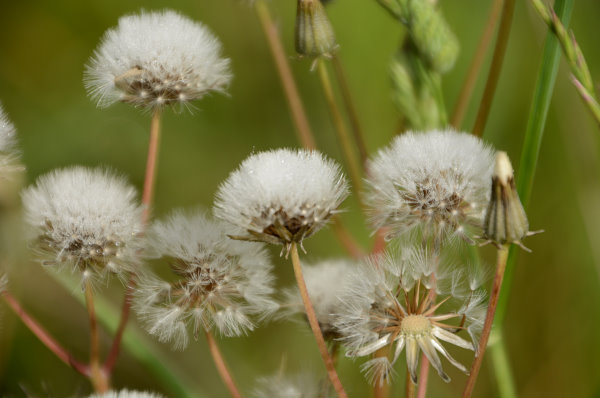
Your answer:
366,129 -> 494,244
85,10 -> 231,109
21,167 -> 144,286
253,372 -> 331,398
335,247 -> 485,385
134,210 -> 278,348
281,259 -> 356,338
214,148 -> 348,252
0,105 -> 23,178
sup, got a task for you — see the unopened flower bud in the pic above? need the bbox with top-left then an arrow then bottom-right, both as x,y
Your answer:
295,0 -> 337,58
483,152 -> 539,251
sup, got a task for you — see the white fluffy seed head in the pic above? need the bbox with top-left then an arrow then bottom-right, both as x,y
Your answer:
214,148 -> 349,251
0,105 -> 23,178
21,167 -> 145,287
134,210 -> 278,348
88,390 -> 164,398
281,259 -> 356,338
85,10 -> 232,110
253,373 -> 331,398
366,129 -> 494,244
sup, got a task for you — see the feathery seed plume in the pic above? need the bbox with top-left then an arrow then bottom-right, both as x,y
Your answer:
22,167 -> 145,287
85,10 -> 231,109
88,390 -> 164,398
366,129 -> 494,246
134,210 -> 278,349
214,148 -> 349,255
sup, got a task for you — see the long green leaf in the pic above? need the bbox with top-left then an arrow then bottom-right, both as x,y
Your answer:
488,1 -> 573,397
52,273 -> 202,398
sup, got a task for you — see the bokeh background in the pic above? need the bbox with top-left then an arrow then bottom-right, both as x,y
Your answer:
0,0 -> 599,397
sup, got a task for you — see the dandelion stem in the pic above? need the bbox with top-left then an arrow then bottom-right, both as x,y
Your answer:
471,0 -> 516,137
451,0 -> 503,128
290,242 -> 348,398
331,54 -> 368,165
254,0 -> 317,150
103,282 -> 134,373
331,216 -> 365,259
205,329 -> 243,398
317,59 -> 364,207
462,245 -> 509,398
406,369 -> 415,398
84,280 -> 110,393
1,290 -> 89,376
416,359 -> 431,398
142,108 -> 162,224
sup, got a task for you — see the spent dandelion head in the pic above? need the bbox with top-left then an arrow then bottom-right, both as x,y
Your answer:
281,259 -> 356,339
134,210 -> 278,349
214,148 -> 349,255
85,9 -> 232,110
482,151 -> 542,252
335,247 -> 486,386
88,390 -> 164,398
21,167 -> 145,287
366,129 -> 494,247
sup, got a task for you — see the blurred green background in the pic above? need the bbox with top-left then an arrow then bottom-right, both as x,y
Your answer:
0,0 -> 599,397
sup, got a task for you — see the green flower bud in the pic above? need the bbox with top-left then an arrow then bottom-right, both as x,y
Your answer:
295,0 -> 337,58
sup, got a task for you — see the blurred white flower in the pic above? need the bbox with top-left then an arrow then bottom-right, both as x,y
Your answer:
22,167 -> 144,287
335,247 -> 486,386
366,129 -> 494,246
214,148 -> 348,254
134,210 -> 278,349
85,10 -> 231,109
253,372 -> 332,398
88,390 -> 163,398
0,104 -> 23,177
281,259 -> 356,338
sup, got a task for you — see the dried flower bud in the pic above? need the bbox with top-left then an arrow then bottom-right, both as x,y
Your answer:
482,152 -> 539,251
295,0 -> 337,58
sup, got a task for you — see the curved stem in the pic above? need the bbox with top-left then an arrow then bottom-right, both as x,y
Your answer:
1,290 -> 89,376
451,0 -> 504,128
290,242 -> 348,398
142,108 -> 162,225
316,59 -> 364,207
103,281 -> 134,373
462,245 -> 509,398
85,281 -> 110,393
332,54 -> 368,165
471,0 -> 516,137
254,0 -> 317,150
205,329 -> 242,398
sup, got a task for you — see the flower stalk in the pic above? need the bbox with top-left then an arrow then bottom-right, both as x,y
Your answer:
142,108 -> 162,224
85,280 -> 110,393
205,329 -> 243,398
290,242 -> 348,398
461,244 -> 509,398
472,0 -> 516,137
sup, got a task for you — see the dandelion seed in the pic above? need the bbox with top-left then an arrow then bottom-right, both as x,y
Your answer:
366,129 -> 494,246
214,148 -> 348,255
0,105 -> 24,178
85,10 -> 231,110
335,248 -> 486,385
281,259 -> 356,339
134,210 -> 278,348
21,167 -> 144,287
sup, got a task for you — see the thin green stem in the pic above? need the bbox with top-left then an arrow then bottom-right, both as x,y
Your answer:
489,330 -> 517,398
316,58 -> 364,207
331,54 -> 368,165
472,0 -> 516,137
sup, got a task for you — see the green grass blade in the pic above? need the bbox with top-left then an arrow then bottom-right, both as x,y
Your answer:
494,0 -> 573,328
51,273 -> 202,398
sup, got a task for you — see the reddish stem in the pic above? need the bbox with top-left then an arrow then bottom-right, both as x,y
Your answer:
1,290 -> 89,376
205,329 -> 243,398
141,108 -> 162,224
103,280 -> 134,373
